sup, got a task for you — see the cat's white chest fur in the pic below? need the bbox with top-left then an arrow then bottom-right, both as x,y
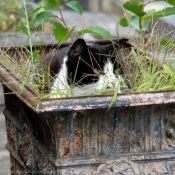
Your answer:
51,57 -> 120,98
51,56 -> 71,97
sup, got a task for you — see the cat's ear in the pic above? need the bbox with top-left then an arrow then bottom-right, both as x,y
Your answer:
68,38 -> 87,57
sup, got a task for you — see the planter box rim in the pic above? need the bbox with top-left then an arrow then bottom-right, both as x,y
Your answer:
1,39 -> 175,113
1,60 -> 175,113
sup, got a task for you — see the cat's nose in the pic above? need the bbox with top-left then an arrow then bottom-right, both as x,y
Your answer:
107,79 -> 118,88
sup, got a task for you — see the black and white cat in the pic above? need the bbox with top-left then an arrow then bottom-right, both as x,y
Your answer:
44,38 -> 130,98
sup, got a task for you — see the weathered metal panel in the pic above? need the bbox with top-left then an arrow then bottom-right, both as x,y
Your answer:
2,83 -> 175,174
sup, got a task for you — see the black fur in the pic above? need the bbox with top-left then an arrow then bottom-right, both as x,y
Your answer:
44,38 -> 130,86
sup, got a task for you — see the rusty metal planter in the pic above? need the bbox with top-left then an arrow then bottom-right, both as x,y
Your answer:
0,42 -> 175,175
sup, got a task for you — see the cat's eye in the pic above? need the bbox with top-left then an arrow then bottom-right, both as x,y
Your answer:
93,68 -> 104,75
115,69 -> 120,75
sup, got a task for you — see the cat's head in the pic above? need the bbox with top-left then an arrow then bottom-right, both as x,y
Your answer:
66,38 -> 129,89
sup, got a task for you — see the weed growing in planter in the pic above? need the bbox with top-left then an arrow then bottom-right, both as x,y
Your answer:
117,0 -> 175,91
121,49 -> 174,92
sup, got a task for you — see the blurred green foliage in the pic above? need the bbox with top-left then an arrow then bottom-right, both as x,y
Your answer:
0,0 -> 26,32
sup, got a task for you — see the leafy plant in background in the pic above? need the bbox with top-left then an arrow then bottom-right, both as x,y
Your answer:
119,0 -> 175,43
33,0 -> 112,42
15,0 -> 112,62
14,0 -> 43,63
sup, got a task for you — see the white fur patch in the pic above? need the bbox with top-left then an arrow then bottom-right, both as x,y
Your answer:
50,58 -> 120,98
72,60 -> 121,96
50,56 -> 70,98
